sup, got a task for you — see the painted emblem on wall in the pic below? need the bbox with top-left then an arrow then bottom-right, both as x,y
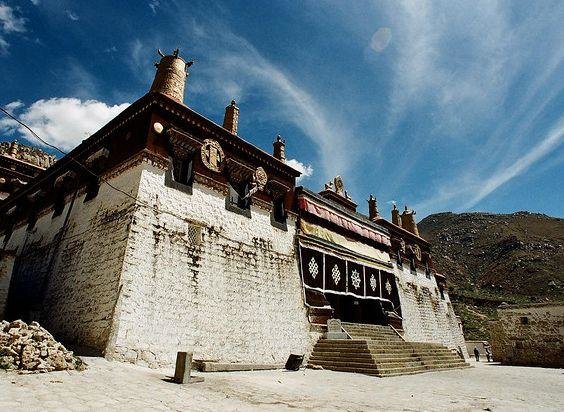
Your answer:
201,139 -> 224,172
308,257 -> 319,279
331,264 -> 341,285
255,167 -> 268,188
370,274 -> 377,292
385,280 -> 392,295
350,269 -> 361,290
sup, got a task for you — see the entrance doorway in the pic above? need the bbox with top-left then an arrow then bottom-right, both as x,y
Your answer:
325,294 -> 388,325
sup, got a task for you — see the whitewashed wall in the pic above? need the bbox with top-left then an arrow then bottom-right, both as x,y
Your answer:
0,164 -> 143,352
395,264 -> 468,358
107,161 -> 311,368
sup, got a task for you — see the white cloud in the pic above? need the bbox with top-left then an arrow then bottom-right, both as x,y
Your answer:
30,0 -> 40,5
65,10 -> 79,21
370,27 -> 392,52
0,3 -> 27,33
4,100 -> 23,113
286,158 -> 314,182
0,2 -> 26,54
0,98 -> 130,151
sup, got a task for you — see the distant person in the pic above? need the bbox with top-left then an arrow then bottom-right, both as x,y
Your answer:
485,346 -> 492,362
473,347 -> 480,362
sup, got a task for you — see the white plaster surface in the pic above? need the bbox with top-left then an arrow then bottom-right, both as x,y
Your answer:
1,357 -> 563,411
395,264 -> 468,357
108,163 -> 311,367
0,164 -> 144,352
0,252 -> 16,319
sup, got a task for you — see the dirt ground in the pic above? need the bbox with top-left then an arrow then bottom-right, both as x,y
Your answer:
1,357 -> 562,411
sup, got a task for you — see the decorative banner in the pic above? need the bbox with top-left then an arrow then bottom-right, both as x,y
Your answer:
324,254 -> 346,294
381,270 -> 401,314
347,262 -> 364,295
365,267 -> 380,299
300,247 -> 324,290
299,245 -> 398,307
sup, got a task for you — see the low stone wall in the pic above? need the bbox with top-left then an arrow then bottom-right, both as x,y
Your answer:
489,303 -> 563,368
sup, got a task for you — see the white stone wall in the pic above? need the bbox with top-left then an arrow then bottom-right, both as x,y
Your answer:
0,251 -> 16,319
107,162 -> 311,368
0,164 -> 143,352
395,264 -> 468,357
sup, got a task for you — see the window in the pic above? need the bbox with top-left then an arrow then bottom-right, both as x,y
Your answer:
226,180 -> 251,217
271,196 -> 287,230
83,179 -> 100,202
410,257 -> 417,274
26,213 -> 37,231
396,250 -> 403,267
438,285 -> 445,300
165,157 -> 194,194
172,158 -> 193,186
52,193 -> 65,217
520,316 -> 529,325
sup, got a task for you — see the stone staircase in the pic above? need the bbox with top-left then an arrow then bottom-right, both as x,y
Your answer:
308,322 -> 469,377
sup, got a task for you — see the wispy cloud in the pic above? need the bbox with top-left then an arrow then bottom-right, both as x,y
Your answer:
0,2 -> 27,54
0,98 -> 130,151
149,0 -> 160,14
464,119 -> 564,209
65,10 -> 79,21
181,20 -> 356,180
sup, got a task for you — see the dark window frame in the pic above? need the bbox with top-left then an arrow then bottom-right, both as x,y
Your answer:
270,196 -> 287,231
52,192 -> 66,218
83,178 -> 100,203
165,156 -> 194,194
226,180 -> 251,218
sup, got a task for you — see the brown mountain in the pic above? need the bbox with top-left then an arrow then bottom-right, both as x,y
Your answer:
418,211 -> 563,340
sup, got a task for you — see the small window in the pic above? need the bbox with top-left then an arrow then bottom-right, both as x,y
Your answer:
520,316 -> 529,325
226,180 -> 251,217
84,179 -> 100,202
52,193 -> 65,217
27,214 -> 37,231
271,196 -> 287,230
410,257 -> 417,274
172,158 -> 193,186
165,157 -> 194,194
438,285 -> 445,300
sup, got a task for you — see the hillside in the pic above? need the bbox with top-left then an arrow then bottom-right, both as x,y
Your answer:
419,211 -> 564,340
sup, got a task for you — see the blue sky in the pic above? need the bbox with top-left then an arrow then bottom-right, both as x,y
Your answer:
0,0 -> 563,219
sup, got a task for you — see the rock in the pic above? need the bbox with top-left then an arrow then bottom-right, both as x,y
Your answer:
0,319 -> 85,373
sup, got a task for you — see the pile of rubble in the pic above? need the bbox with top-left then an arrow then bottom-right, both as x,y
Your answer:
0,319 -> 86,373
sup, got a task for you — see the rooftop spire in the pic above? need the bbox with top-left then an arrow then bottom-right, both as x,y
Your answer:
222,100 -> 239,135
149,48 -> 194,104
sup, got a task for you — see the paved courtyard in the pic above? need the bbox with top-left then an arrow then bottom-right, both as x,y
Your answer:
1,357 -> 562,411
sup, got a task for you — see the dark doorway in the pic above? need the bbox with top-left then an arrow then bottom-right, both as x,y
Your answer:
326,294 -> 388,325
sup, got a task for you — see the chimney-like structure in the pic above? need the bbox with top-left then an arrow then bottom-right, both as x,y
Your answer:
150,49 -> 193,104
401,205 -> 420,236
273,135 -> 286,161
222,100 -> 239,135
8,141 -> 18,157
368,194 -> 379,220
391,204 -> 401,226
